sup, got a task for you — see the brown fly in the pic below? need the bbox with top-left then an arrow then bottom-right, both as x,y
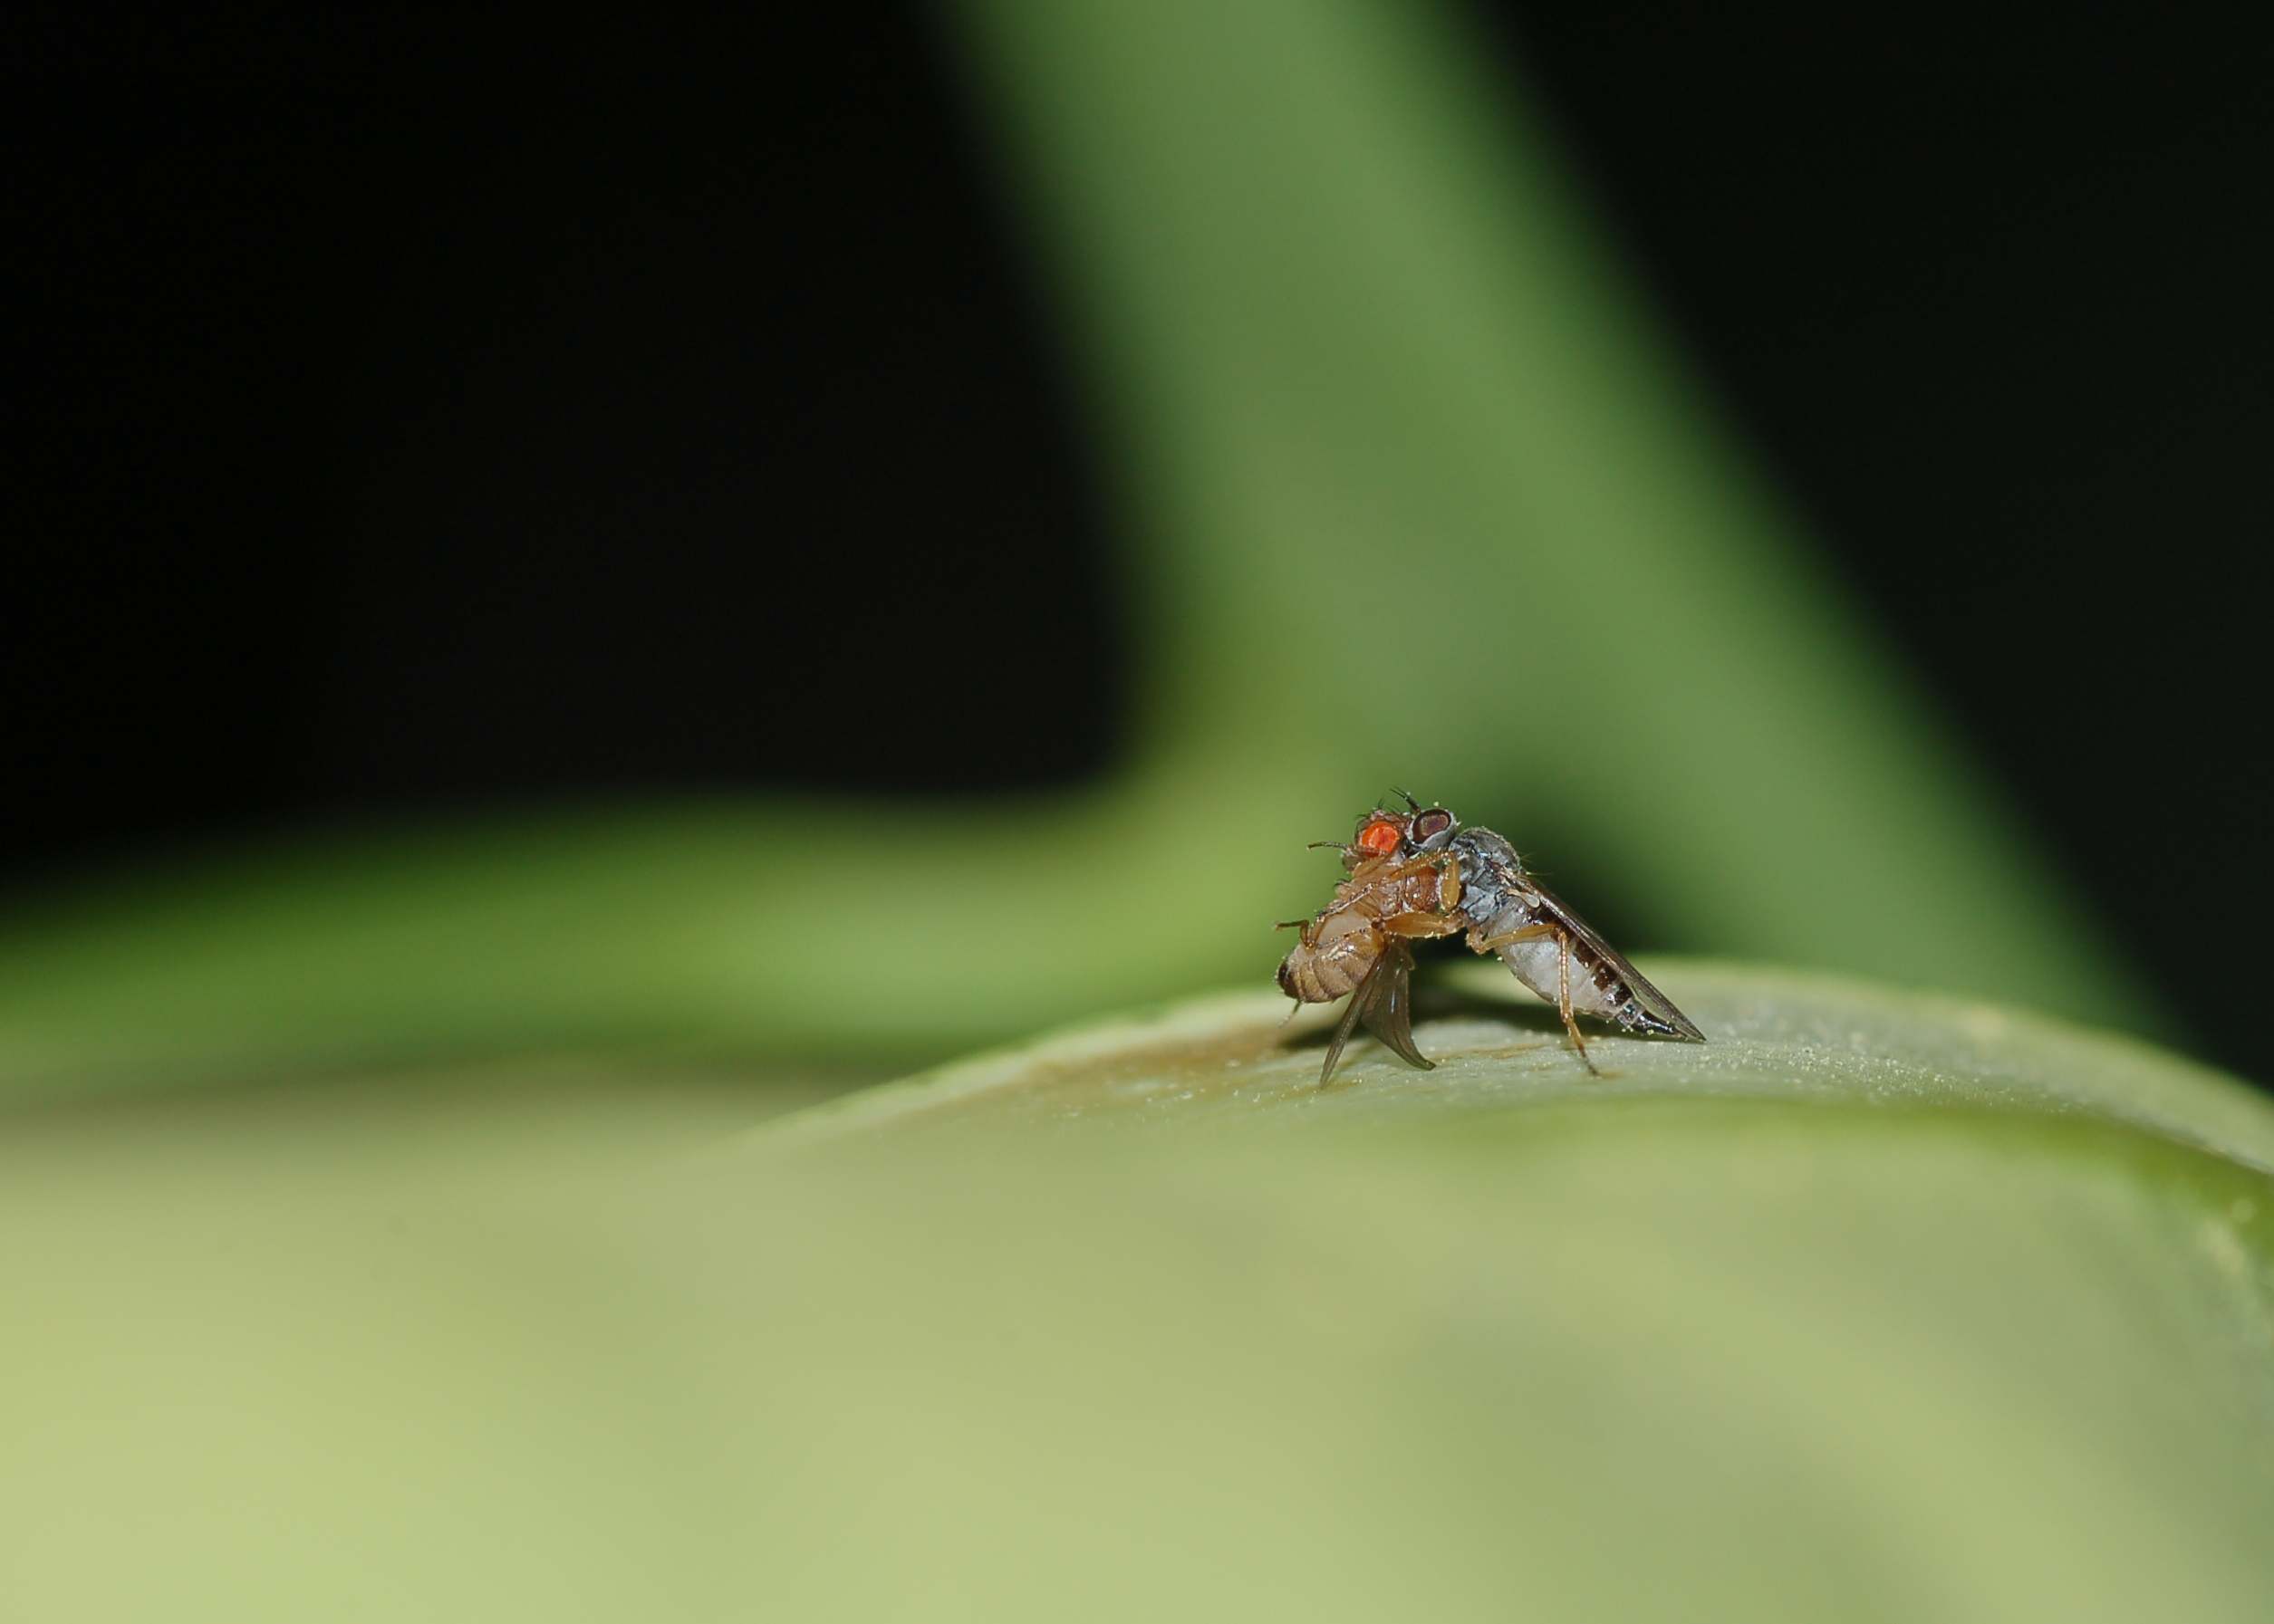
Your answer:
1275,806 -> 1467,1085
1277,795 -> 1704,1081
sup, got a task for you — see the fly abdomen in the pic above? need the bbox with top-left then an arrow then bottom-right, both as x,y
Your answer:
1278,907 -> 1380,1003
1472,906 -> 1630,1023
1466,896 -> 1704,1043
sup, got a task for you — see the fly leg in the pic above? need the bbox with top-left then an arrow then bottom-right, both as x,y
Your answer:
1380,910 -> 1462,940
1372,857 -> 1463,940
1474,921 -> 1555,953
1556,930 -> 1601,1077
1473,921 -> 1601,1075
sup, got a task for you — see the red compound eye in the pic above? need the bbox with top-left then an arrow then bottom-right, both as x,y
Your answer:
1355,818 -> 1402,856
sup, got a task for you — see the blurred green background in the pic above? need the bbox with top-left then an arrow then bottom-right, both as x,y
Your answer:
6,4 -> 2270,1620
0,2 -> 2156,1109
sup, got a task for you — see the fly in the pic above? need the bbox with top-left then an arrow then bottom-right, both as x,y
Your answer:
1275,807 -> 1466,1087
1277,794 -> 1704,1081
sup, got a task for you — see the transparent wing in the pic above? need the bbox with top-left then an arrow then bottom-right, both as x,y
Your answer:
1527,880 -> 1705,1042
1358,937 -> 1434,1068
1317,975 -> 1370,1085
1319,938 -> 1434,1085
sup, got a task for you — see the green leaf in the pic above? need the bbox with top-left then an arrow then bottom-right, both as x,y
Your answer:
770,959 -> 2274,1159
7,965 -> 2269,1620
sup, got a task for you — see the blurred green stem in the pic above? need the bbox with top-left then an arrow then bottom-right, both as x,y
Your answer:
0,1 -> 2137,1100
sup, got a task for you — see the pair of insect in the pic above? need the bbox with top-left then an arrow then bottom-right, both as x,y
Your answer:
1276,795 -> 1703,1082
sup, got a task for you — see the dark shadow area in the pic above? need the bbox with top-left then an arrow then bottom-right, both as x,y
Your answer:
1278,975 -> 1571,1062
3,12 -> 1125,889
1475,5 -> 2271,1073
1411,978 -> 1581,1038
7,8 -> 2267,1072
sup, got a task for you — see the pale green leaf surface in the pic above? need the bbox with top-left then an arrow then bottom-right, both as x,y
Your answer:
5,966 -> 2270,1622
773,959 -> 2274,1165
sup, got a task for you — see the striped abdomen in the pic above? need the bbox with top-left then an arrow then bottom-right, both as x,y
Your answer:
1277,854 -> 1461,1004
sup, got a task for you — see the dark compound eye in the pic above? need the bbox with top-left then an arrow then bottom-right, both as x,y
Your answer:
1412,808 -> 1454,844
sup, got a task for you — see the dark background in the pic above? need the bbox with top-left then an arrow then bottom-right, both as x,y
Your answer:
6,10 -> 2267,1069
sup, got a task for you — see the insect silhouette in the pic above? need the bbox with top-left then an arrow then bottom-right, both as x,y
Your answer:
1277,795 -> 1704,1082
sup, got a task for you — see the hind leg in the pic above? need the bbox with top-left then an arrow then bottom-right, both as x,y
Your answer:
1475,922 -> 1600,1074
1556,931 -> 1601,1077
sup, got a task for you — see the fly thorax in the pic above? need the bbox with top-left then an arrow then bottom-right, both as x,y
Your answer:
1446,828 -> 1527,928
